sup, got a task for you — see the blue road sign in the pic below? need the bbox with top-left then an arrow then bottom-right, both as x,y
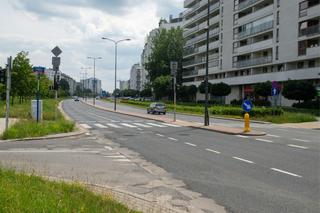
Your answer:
271,81 -> 280,96
242,100 -> 253,112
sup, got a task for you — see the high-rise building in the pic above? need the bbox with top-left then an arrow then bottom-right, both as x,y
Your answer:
182,0 -> 320,105
129,64 -> 142,91
80,77 -> 102,96
119,80 -> 130,90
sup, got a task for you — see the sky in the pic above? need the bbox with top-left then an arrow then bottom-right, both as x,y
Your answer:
0,0 -> 183,92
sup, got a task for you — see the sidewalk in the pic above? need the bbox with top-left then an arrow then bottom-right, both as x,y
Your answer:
277,121 -> 320,129
0,118 -> 18,136
83,100 -> 266,136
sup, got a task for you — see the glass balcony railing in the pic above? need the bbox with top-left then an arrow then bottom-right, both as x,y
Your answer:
238,0 -> 261,10
234,56 -> 272,68
299,24 -> 320,37
238,20 -> 273,39
182,69 -> 198,77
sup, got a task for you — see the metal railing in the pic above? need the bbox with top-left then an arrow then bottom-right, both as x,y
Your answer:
238,0 -> 262,10
238,20 -> 273,39
234,56 -> 272,68
299,24 -> 320,37
182,69 -> 198,77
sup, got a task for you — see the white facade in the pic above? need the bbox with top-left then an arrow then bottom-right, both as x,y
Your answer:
80,77 -> 102,96
129,64 -> 142,91
182,0 -> 320,105
119,80 -> 129,90
44,68 -> 77,95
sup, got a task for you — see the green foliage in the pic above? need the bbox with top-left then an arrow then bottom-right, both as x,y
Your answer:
282,80 -> 316,102
39,75 -> 52,98
0,168 -> 139,213
254,81 -> 272,99
140,83 -> 152,97
152,75 -> 172,100
178,85 -> 197,102
145,27 -> 185,85
11,51 -> 37,102
198,81 -> 212,94
122,89 -> 139,97
59,79 -> 70,97
0,83 -> 5,94
210,82 -> 231,97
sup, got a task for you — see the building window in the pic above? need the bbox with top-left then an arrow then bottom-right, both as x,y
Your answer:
276,11 -> 280,25
276,28 -> 279,42
277,0 -> 280,7
309,60 -> 316,68
298,61 -> 304,69
276,46 -> 279,60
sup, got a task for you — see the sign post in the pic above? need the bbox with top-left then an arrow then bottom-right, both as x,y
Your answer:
33,66 -> 45,123
51,46 -> 62,120
271,81 -> 281,115
242,99 -> 253,132
170,61 -> 178,122
5,56 -> 12,131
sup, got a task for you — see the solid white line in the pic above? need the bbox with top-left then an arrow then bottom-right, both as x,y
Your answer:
156,134 -> 164,137
161,123 -> 181,127
185,142 -> 197,147
292,138 -> 310,143
80,124 -> 92,129
233,157 -> 255,164
113,159 -> 131,162
205,148 -> 221,154
271,168 -> 302,178
94,123 -> 108,128
120,123 -> 137,128
146,123 -> 166,127
266,134 -> 280,138
168,137 -> 178,141
287,144 -> 309,149
104,146 -> 113,151
236,135 -> 249,138
0,150 -> 98,154
133,123 -> 152,128
107,123 -> 122,128
256,138 -> 274,143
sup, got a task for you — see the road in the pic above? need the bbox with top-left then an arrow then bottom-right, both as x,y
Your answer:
1,100 -> 319,213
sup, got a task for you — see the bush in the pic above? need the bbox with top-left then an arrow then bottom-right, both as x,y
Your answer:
253,99 -> 271,107
230,99 -> 242,106
292,100 -> 320,109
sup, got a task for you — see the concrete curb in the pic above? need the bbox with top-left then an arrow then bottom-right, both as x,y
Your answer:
82,101 -> 266,136
0,101 -> 88,143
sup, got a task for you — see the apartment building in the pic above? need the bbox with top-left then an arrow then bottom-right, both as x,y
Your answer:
129,64 -> 142,91
80,77 -> 102,96
119,80 -> 130,90
182,0 -> 320,105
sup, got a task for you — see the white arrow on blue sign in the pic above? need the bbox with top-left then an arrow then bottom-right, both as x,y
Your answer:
242,100 -> 253,113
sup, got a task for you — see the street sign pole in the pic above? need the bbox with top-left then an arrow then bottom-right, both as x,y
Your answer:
5,56 -> 12,131
51,46 -> 62,120
171,62 -> 178,122
36,73 -> 40,123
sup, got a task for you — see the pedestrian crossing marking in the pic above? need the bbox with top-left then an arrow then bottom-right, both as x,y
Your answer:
133,123 -> 152,128
80,124 -> 92,129
146,123 -> 166,127
107,123 -> 122,128
161,123 -> 181,127
120,123 -> 137,128
94,124 -> 108,128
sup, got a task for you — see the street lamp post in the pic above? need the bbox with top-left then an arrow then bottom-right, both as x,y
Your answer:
87,57 -> 102,106
102,37 -> 131,111
80,67 -> 91,101
204,0 -> 210,126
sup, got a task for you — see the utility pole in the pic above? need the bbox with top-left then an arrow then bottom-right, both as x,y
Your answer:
170,62 -> 178,122
5,56 -> 12,131
101,37 -> 131,111
204,0 -> 210,126
87,57 -> 102,106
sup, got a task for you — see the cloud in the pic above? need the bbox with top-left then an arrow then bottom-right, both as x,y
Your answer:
0,0 -> 184,91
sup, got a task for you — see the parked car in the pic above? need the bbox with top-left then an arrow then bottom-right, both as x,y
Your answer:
74,97 -> 80,102
147,102 -> 166,115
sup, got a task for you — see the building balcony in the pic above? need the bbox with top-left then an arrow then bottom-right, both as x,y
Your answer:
235,4 -> 274,26
184,22 -> 207,37
184,0 -> 208,17
300,4 -> 320,18
237,20 -> 273,39
185,2 -> 220,26
184,0 -> 196,8
185,27 -> 220,46
306,45 -> 320,57
299,24 -> 320,37
234,56 -> 272,68
234,39 -> 273,54
182,69 -> 198,78
237,0 -> 263,11
183,53 -> 219,68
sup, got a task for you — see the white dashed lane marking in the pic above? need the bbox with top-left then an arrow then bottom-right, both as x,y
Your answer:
287,144 -> 309,150
271,168 -> 302,178
236,135 -> 249,138
104,146 -> 113,151
292,138 -> 310,143
113,159 -> 131,162
185,142 -> 197,147
266,134 -> 280,138
156,134 -> 165,137
168,137 -> 178,141
255,138 -> 274,143
233,157 -> 255,164
205,148 -> 221,154
80,124 -> 92,129
104,155 -> 126,158
94,123 -> 108,128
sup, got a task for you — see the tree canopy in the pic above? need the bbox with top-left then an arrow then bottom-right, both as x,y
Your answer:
282,80 -> 316,103
210,82 -> 231,97
152,75 -> 172,100
254,81 -> 272,100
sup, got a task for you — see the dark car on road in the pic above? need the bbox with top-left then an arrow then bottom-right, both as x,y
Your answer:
147,102 -> 166,115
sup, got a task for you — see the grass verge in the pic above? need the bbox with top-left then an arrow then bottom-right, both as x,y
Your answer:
1,99 -> 75,140
107,99 -> 317,124
0,167 -> 139,213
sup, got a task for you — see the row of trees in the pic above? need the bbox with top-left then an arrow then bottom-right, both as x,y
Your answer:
1,51 -> 71,103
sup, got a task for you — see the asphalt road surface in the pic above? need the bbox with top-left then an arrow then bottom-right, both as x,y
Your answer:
60,100 -> 319,213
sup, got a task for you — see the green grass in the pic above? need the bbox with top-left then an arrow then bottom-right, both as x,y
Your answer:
107,99 -> 317,124
1,99 -> 75,139
0,167 -> 139,213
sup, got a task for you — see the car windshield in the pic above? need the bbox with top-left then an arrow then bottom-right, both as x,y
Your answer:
156,103 -> 165,107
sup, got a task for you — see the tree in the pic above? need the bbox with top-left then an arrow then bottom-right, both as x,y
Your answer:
140,83 -> 152,97
122,89 -> 139,97
210,82 -> 231,97
198,81 -> 212,94
178,85 -> 198,102
11,51 -> 36,103
152,75 -> 171,100
39,75 -> 52,98
74,85 -> 82,97
254,81 -> 272,100
283,80 -> 316,103
59,79 -> 70,92
145,27 -> 185,85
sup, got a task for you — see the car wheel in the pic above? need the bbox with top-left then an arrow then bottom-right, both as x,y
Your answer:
163,112 -> 166,115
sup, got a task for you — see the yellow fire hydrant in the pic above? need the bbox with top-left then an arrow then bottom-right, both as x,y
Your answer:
244,113 -> 251,132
